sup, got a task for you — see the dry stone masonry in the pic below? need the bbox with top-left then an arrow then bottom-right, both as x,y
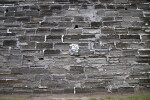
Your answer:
0,0 -> 150,94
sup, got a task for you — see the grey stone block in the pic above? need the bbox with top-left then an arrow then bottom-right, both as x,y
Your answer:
95,4 -> 106,9
40,10 -> 52,16
26,11 -> 39,16
114,0 -> 127,3
30,68 -> 49,74
100,0 -> 113,3
139,50 -> 150,56
40,22 -> 58,27
18,36 -> 30,42
21,42 -> 36,50
37,43 -> 53,49
70,65 -> 84,74
44,50 -> 60,56
37,28 -> 50,34
74,16 -> 84,21
91,22 -> 102,28
120,35 -> 140,39
11,67 -> 30,74
58,22 -> 72,27
54,43 -> 70,50
51,5 -> 62,10
3,40 -> 17,47
23,55 -> 34,65
51,28 -> 66,35
118,87 -> 134,93
16,17 -> 31,22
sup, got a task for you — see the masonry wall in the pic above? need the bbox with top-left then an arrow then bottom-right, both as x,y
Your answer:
0,0 -> 150,94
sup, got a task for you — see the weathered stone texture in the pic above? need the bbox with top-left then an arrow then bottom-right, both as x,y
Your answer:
0,0 -> 150,94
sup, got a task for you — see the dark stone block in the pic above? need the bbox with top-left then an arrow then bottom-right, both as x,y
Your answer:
18,36 -> 30,42
81,35 -> 95,39
40,22 -> 58,27
90,87 -> 107,92
37,43 -> 53,49
102,17 -> 114,21
37,28 -> 50,34
74,16 -> 84,21
15,11 -> 26,16
58,22 -> 72,27
52,74 -> 66,80
30,68 -> 49,74
123,50 -> 138,56
70,66 -> 84,74
5,12 -> 15,17
95,4 -> 105,9
3,40 -> 17,47
5,17 -> 16,22
54,0 -> 69,2
75,88 -> 91,93
69,0 -> 78,3
64,88 -> 74,93
44,50 -> 60,55
120,35 -> 140,39
16,17 -> 31,22
11,67 -> 30,74
0,17 -> 6,20
139,50 -> 150,55
51,89 -> 64,94
128,0 -> 147,3
118,87 -> 134,93
40,10 -> 52,16
103,21 -> 121,26
107,4 -> 116,9
0,0 -> 18,4
54,43 -> 70,50
46,35 -> 61,39
100,35 -> 119,40
116,43 -> 128,48
101,27 -> 114,34
26,11 -> 39,16
0,88 -> 13,94
73,22 -> 90,28
0,33 -> 16,36
127,3 -> 137,9
114,0 -> 127,3
30,36 -> 45,42
21,42 -> 36,49
51,5 -> 62,10
40,5 -> 50,10
91,22 -> 102,28
89,0 -> 99,2
100,0 -> 113,3
6,7 -> 17,12
139,79 -> 150,84
33,89 -> 51,93
51,28 -> 66,34
137,56 -> 150,64
64,35 -> 81,39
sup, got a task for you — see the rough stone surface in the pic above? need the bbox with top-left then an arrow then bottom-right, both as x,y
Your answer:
0,0 -> 150,94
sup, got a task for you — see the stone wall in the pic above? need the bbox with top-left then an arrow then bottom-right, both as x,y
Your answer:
0,0 -> 150,94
